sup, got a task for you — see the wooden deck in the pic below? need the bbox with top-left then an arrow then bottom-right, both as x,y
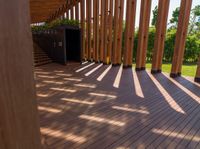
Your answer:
35,62 -> 200,149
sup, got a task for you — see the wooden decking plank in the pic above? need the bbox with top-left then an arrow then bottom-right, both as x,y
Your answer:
35,63 -> 200,148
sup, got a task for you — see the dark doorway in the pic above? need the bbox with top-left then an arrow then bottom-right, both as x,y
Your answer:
65,28 -> 81,62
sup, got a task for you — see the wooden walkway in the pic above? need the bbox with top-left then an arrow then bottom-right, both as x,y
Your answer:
35,62 -> 200,149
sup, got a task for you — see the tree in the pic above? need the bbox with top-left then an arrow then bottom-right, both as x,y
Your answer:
189,5 -> 200,34
151,6 -> 158,26
169,7 -> 180,28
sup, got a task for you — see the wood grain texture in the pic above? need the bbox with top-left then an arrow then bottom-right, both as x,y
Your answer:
124,0 -> 137,67
35,63 -> 200,148
0,0 -> 41,148
81,0 -> 86,60
136,0 -> 152,69
151,0 -> 170,72
171,0 -> 193,76
196,56 -> 200,78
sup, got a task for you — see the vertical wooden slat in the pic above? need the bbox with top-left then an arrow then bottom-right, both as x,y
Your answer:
195,55 -> 200,83
86,0 -> 92,60
117,0 -> 124,64
70,6 -> 74,19
66,10 -> 69,19
113,0 -> 124,65
0,0 -> 41,148
93,0 -> 100,62
151,0 -> 170,73
103,0 -> 109,64
170,0 -> 193,77
124,0 -> 137,67
93,0 -> 97,61
136,0 -> 152,70
107,0 -> 114,64
113,0 -> 119,64
100,0 -> 105,62
75,2 -> 79,20
81,0 -> 86,60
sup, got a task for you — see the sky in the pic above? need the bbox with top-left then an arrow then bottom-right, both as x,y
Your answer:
130,0 -> 200,27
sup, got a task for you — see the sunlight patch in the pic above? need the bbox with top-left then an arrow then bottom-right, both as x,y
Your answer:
85,63 -> 103,76
113,64 -> 123,88
79,115 -> 125,126
147,72 -> 185,114
97,64 -> 112,81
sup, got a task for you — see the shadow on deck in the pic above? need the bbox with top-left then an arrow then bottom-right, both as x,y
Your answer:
35,62 -> 200,149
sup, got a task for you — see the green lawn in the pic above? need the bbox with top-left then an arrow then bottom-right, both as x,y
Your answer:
133,63 -> 197,77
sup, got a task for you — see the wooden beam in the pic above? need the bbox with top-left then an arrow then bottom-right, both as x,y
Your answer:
136,0 -> 152,70
100,0 -> 105,62
123,0 -> 137,67
113,0 -> 125,65
81,0 -> 86,60
70,6 -> 74,19
93,0 -> 100,62
103,0 -> 109,64
86,0 -> 92,60
0,0 -> 41,148
170,0 -> 193,78
195,55 -> 200,83
107,0 -> 114,64
75,1 -> 79,20
151,0 -> 170,73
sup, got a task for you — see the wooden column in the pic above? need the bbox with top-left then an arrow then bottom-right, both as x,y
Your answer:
107,0 -> 114,64
123,0 -> 137,67
103,0 -> 109,64
0,0 -> 41,148
170,0 -> 193,77
136,0 -> 152,70
70,6 -> 74,19
66,10 -> 69,19
87,0 -> 92,60
81,0 -> 86,60
75,2 -> 79,21
93,0 -> 100,62
195,55 -> 200,83
100,0 -> 105,62
151,0 -> 170,73
113,0 -> 125,65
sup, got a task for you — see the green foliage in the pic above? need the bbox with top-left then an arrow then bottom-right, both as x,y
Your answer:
189,5 -> 200,34
135,63 -> 197,77
31,19 -> 79,32
163,29 -> 176,62
151,6 -> 158,26
31,24 -> 49,32
49,19 -> 79,28
170,7 -> 180,28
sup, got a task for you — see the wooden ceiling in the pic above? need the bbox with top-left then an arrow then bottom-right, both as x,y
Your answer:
30,0 -> 67,23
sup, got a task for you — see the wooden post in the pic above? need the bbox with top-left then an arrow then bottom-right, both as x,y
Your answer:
195,56 -> 200,83
100,0 -> 105,62
113,0 -> 125,65
70,6 -> 74,19
0,0 -> 41,148
66,10 -> 69,19
136,0 -> 152,70
123,0 -> 137,67
103,0 -> 109,64
151,0 -> 170,73
87,0 -> 92,60
81,0 -> 86,60
170,0 -> 193,78
75,2 -> 79,21
107,0 -> 114,64
93,0 -> 100,62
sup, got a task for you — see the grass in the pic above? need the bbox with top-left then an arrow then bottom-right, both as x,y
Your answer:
133,63 -> 197,77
